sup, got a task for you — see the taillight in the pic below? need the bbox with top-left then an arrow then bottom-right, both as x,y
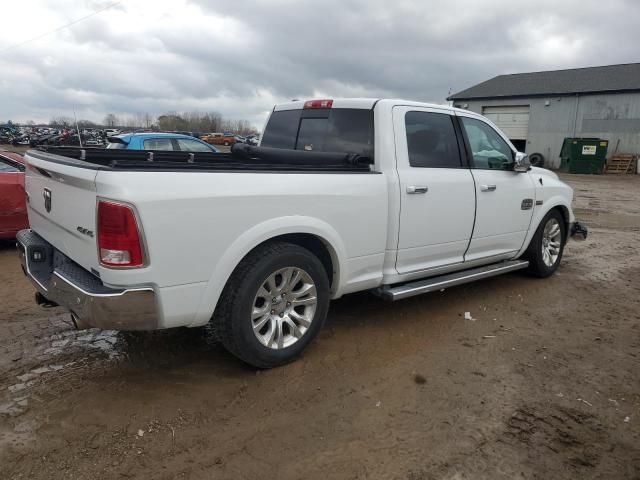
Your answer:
97,200 -> 145,268
303,99 -> 333,109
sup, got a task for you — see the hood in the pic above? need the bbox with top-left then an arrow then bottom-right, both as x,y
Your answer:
530,166 -> 559,181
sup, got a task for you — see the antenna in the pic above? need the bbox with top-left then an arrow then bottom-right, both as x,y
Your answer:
73,107 -> 83,148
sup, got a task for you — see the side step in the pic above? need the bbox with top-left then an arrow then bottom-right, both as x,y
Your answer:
374,260 -> 529,301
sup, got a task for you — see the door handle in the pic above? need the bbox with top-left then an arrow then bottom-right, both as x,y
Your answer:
480,184 -> 497,192
407,185 -> 428,194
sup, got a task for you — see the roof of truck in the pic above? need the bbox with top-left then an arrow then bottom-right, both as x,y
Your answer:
273,98 -> 460,113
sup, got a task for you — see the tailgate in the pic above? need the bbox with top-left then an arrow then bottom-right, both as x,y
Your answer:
24,151 -> 99,272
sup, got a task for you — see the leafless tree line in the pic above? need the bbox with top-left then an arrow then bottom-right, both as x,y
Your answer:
155,112 -> 256,135
38,112 -> 257,135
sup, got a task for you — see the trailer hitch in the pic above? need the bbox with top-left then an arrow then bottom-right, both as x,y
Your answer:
570,221 -> 588,241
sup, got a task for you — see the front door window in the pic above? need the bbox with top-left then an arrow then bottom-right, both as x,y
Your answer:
460,117 -> 513,171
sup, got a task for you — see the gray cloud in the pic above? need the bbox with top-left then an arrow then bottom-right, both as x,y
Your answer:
1,0 -> 639,127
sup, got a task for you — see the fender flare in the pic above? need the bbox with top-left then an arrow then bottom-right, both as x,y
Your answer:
517,197 -> 572,256
190,216 -> 348,327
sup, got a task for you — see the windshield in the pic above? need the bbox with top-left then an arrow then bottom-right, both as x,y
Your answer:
261,108 -> 374,159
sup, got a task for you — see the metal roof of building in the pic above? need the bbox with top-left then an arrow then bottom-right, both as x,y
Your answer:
448,63 -> 640,100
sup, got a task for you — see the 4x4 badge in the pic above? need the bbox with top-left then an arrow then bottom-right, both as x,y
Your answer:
43,188 -> 52,213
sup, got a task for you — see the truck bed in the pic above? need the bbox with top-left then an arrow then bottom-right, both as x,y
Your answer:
23,142 -> 389,331
31,144 -> 375,173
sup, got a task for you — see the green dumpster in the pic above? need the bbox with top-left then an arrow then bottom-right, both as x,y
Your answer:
559,138 -> 608,174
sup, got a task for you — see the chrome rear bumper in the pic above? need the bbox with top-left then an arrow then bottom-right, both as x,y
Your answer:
17,229 -> 158,331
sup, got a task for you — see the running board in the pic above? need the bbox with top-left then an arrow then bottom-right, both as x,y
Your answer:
374,260 -> 529,301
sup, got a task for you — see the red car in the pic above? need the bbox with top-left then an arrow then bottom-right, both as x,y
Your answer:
0,149 -> 28,239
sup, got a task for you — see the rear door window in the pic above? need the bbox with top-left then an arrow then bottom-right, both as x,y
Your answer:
176,138 -> 213,152
405,111 -> 462,168
261,108 -> 374,158
144,138 -> 174,151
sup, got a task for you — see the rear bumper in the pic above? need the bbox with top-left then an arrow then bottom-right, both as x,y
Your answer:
570,221 -> 588,240
16,229 -> 158,331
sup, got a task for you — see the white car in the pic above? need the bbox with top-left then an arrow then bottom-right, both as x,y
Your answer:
17,98 -> 586,367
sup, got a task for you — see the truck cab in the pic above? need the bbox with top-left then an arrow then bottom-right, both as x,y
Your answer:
261,99 -> 574,286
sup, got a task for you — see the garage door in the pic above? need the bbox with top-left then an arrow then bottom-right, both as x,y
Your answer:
482,106 -> 530,140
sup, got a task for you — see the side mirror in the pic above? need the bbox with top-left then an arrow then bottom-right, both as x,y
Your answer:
514,152 -> 531,172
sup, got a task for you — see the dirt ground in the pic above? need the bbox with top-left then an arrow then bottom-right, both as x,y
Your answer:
1,173 -> 639,480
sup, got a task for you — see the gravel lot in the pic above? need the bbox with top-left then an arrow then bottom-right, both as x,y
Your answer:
1,173 -> 639,479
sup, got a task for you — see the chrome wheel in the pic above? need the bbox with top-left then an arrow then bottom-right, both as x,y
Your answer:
541,218 -> 562,267
251,267 -> 317,350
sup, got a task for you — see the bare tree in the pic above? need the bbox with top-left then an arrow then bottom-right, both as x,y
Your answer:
142,113 -> 154,129
49,116 -> 74,127
103,114 -> 118,128
121,116 -> 137,129
77,119 -> 97,128
154,110 -> 253,134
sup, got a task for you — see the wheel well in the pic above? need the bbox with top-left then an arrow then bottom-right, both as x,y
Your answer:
523,205 -> 571,253
552,205 -> 571,230
252,234 -> 336,287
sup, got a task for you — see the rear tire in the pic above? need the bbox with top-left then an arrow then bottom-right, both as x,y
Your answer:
523,209 -> 566,278
212,242 -> 330,368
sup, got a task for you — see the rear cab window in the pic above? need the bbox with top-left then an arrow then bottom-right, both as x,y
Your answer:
261,108 -> 374,160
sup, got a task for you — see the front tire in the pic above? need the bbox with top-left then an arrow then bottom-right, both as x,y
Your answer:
212,242 -> 330,368
523,209 -> 566,278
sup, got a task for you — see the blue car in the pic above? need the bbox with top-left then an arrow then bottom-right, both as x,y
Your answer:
107,132 -> 219,153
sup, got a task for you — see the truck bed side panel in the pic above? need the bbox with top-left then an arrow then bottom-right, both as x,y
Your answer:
93,170 -> 389,294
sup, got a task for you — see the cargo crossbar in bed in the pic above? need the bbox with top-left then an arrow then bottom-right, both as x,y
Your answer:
30,144 -> 375,173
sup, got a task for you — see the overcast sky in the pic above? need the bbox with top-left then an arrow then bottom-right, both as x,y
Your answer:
1,0 -> 639,128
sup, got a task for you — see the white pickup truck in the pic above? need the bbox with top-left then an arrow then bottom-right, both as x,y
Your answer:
17,98 -> 587,367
